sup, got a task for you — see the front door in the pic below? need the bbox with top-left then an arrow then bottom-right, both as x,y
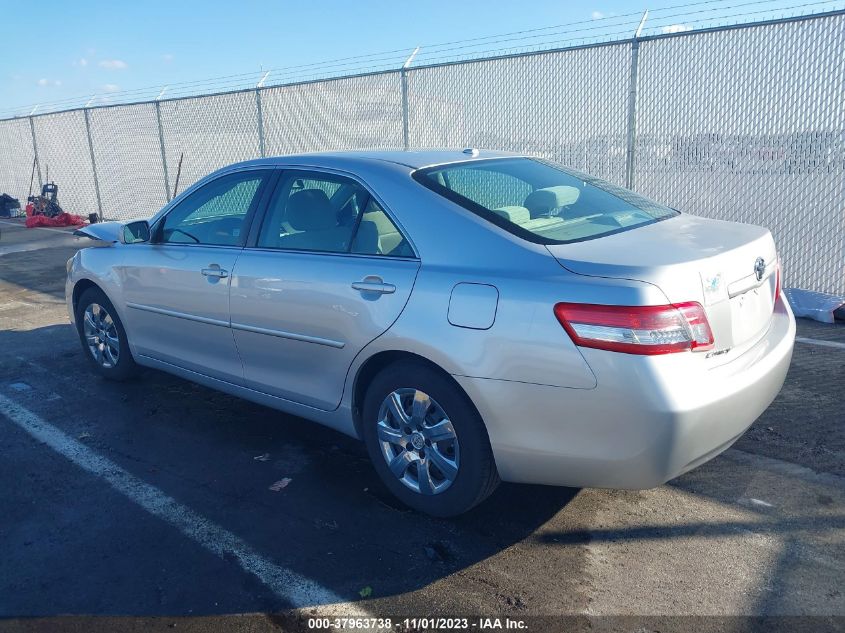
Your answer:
119,168 -> 271,382
229,169 -> 420,410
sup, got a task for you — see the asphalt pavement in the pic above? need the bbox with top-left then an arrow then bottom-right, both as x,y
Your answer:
0,218 -> 843,632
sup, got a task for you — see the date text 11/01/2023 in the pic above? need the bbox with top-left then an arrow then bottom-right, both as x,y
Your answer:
307,617 -> 529,630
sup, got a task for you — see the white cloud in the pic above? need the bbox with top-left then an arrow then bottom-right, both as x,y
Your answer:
99,59 -> 128,70
591,11 -> 605,19
37,78 -> 49,86
102,83 -> 121,93
80,58 -> 88,67
661,23 -> 692,33
54,80 -> 62,86
161,53 -> 174,63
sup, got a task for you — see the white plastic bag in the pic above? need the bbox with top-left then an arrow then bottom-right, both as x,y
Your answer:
784,288 -> 845,324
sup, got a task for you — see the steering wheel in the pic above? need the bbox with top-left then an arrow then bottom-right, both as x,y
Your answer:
214,216 -> 243,235
167,228 -> 200,243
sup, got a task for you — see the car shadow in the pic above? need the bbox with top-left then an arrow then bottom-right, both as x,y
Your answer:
536,513 -> 845,546
0,324 -> 581,616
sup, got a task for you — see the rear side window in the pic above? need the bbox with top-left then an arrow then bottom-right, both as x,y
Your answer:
413,158 -> 678,244
256,171 -> 414,257
351,198 -> 414,258
257,172 -> 363,253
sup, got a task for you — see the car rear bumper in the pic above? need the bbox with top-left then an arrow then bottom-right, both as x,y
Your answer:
455,296 -> 795,489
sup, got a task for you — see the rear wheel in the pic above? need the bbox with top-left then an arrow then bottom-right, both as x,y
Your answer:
362,361 -> 499,517
75,287 -> 138,381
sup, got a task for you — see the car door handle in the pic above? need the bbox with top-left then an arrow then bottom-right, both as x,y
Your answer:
201,267 -> 229,279
352,277 -> 396,294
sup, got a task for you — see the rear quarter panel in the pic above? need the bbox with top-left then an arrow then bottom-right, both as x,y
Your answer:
343,162 -> 670,390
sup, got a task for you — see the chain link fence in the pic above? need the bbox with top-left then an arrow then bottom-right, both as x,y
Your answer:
407,42 -> 632,184
0,12 -> 842,294
632,13 -> 845,299
262,72 -> 405,155
87,102 -> 169,219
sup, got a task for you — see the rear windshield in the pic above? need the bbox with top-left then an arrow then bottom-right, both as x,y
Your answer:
413,157 -> 678,244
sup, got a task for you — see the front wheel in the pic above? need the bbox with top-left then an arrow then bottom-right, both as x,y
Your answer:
362,361 -> 499,517
75,287 -> 138,381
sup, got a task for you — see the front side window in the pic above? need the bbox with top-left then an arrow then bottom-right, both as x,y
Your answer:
159,170 -> 268,246
413,158 -> 678,244
257,171 -> 414,257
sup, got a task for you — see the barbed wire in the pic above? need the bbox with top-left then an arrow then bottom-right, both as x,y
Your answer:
0,0 -> 756,115
408,0 -> 845,67
0,0 -> 842,119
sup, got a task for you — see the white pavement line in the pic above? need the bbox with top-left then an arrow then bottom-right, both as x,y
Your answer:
795,336 -> 845,350
0,393 -> 369,617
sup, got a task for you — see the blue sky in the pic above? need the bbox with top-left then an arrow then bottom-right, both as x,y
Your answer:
2,0 -> 842,115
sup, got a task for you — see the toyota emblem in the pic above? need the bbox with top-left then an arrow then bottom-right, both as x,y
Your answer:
754,257 -> 766,281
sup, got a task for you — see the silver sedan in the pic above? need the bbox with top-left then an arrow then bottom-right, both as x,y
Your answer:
67,150 -> 796,516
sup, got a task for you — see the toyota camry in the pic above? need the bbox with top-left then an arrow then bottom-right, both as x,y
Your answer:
68,149 -> 795,516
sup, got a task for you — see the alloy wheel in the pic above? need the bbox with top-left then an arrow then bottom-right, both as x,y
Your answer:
376,388 -> 460,495
83,303 -> 120,369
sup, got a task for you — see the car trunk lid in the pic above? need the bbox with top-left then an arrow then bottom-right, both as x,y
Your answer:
547,214 -> 778,357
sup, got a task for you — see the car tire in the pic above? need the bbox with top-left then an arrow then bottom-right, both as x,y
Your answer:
362,360 -> 499,517
75,286 -> 138,381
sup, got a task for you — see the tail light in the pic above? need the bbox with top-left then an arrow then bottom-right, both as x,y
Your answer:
553,302 -> 714,355
774,260 -> 781,300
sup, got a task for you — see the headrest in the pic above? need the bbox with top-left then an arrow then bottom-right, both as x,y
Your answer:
493,205 -> 531,224
353,219 -> 380,255
287,189 -> 335,231
524,186 -> 580,215
362,210 -> 396,233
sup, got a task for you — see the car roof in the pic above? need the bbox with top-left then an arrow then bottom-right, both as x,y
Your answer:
230,149 -> 522,171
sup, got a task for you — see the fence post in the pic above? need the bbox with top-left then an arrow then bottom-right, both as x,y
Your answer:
155,101 -> 172,202
28,116 -> 43,191
255,89 -> 266,158
400,47 -> 420,151
83,109 -> 104,221
400,70 -> 410,151
625,11 -> 648,189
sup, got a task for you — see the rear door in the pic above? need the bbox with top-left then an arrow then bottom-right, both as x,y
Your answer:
229,169 -> 420,410
119,168 -> 272,382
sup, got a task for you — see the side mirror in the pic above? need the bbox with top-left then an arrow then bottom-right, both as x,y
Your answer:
122,220 -> 150,244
